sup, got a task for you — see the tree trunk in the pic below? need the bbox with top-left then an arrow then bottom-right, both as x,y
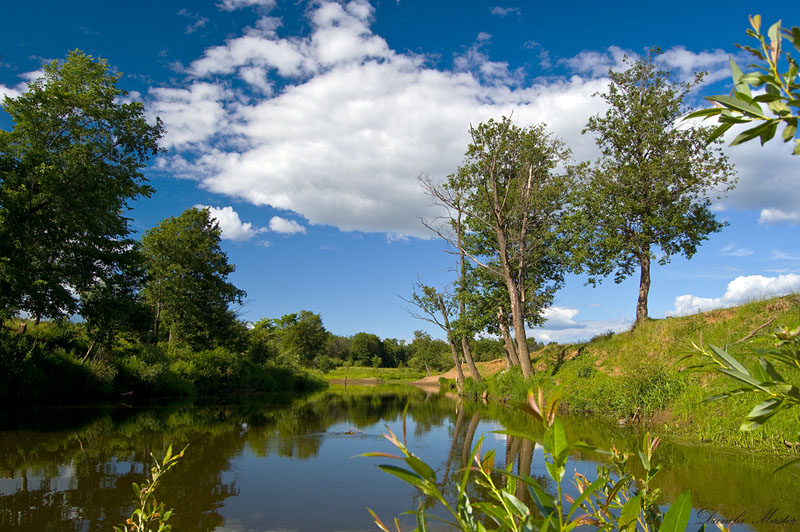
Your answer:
457,210 -> 482,384
636,252 -> 651,327
438,295 -> 465,393
498,306 -> 519,368
462,412 -> 481,463
508,286 -> 534,378
461,336 -> 482,384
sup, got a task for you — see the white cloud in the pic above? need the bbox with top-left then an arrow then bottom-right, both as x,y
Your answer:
656,46 -> 730,83
196,205 -> 266,240
269,216 -> 306,234
759,208 -> 800,224
490,6 -> 521,17
719,244 -> 754,257
217,0 -> 275,11
713,129 -> 800,224
669,274 -> 800,316
0,83 -> 23,100
146,1 -> 796,239
560,46 -> 630,77
540,306 -> 583,330
530,306 -> 633,344
148,83 -> 231,148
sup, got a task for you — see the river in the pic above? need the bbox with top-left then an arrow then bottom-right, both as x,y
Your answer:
0,384 -> 797,531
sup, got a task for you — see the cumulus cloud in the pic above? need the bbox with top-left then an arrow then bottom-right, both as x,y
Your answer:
540,306 -> 583,330
0,83 -> 23,100
146,0 -> 794,238
269,216 -> 306,234
670,274 -> 800,316
490,6 -> 521,17
197,205 -> 266,240
532,311 -> 632,344
148,83 -> 231,148
711,129 -> 800,224
217,0 -> 275,11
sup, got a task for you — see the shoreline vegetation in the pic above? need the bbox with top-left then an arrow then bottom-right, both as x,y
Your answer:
3,294 -> 799,456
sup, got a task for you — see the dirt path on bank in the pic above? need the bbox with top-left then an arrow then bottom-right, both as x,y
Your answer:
414,359 -> 507,385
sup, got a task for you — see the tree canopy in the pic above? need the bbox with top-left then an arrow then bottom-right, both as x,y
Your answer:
571,50 -> 736,326
0,50 -> 163,321
142,207 -> 246,349
423,117 -> 574,378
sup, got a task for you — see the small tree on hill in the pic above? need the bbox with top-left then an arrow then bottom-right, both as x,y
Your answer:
571,50 -> 736,327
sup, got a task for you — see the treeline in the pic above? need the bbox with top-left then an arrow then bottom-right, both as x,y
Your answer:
0,52 -> 319,404
248,310 -> 536,374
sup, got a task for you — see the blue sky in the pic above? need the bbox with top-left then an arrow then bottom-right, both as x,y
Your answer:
2,0 -> 798,343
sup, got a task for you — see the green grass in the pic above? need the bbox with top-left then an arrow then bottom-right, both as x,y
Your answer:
478,295 -> 800,452
324,366 -> 427,382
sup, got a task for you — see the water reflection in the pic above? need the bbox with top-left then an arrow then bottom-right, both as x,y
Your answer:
0,385 -> 797,531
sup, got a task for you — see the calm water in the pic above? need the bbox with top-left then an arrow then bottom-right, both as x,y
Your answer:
0,384 -> 798,531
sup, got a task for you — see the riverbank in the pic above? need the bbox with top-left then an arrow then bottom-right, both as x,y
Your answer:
428,295 -> 800,453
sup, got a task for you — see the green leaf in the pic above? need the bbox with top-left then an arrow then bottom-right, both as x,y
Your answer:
708,344 -> 750,374
404,455 -> 436,482
528,480 -> 557,518
565,477 -> 606,521
619,493 -> 641,530
731,122 -> 775,146
659,491 -> 692,532
706,123 -> 734,143
768,21 -> 781,50
730,58 -> 751,97
784,122 -> 798,142
705,94 -> 767,118
377,464 -> 426,489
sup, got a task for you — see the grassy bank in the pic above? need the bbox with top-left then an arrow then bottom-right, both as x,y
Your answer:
463,295 -> 800,452
324,366 -> 426,382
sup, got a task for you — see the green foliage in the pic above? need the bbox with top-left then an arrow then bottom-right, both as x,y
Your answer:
686,16 -> 800,154
142,207 -> 246,350
114,445 -> 186,532
270,310 -> 330,367
366,393 -> 694,532
0,50 -> 162,321
571,49 -> 736,324
685,325 -> 800,472
351,332 -> 386,366
0,319 -> 327,404
407,330 -> 451,375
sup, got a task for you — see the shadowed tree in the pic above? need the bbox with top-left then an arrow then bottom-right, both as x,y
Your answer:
0,50 -> 163,322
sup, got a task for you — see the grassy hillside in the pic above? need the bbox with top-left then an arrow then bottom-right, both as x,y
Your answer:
476,295 -> 800,452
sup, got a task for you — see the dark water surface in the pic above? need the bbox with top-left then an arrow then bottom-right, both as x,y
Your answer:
0,384 -> 798,531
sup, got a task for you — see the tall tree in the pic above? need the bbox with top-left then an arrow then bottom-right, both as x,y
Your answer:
142,207 -> 246,349
272,310 -> 329,367
0,50 -> 163,321
573,50 -> 736,326
423,117 -> 574,379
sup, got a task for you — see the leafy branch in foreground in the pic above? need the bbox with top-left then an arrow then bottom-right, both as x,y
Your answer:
114,445 -> 187,532
685,326 -> 800,473
364,393 -> 701,531
685,15 -> 800,154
